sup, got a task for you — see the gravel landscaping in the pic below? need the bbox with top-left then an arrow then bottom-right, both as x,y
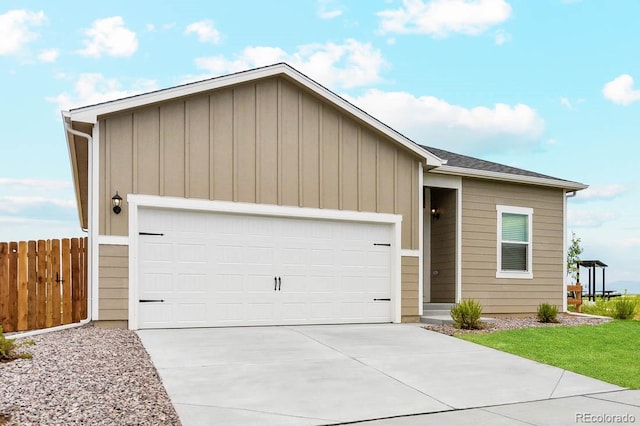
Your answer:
0,324 -> 180,426
423,313 -> 611,336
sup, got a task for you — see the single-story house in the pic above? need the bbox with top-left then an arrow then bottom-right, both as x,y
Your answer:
63,63 -> 587,330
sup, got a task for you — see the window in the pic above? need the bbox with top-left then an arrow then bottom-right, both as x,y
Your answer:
496,205 -> 533,279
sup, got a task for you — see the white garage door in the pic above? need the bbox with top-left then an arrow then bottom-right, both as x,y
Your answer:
136,207 -> 393,329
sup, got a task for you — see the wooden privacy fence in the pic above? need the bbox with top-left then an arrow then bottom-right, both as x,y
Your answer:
0,237 -> 87,333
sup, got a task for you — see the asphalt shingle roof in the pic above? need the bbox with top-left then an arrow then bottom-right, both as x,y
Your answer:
422,145 -> 574,183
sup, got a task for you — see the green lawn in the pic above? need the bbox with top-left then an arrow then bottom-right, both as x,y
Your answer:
459,320 -> 640,389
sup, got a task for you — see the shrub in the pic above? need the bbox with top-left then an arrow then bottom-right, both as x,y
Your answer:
537,303 -> 559,323
0,326 -> 34,362
612,297 -> 638,320
450,299 -> 483,329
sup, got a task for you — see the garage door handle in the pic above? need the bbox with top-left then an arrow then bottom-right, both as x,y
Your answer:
278,276 -> 282,291
140,299 -> 165,303
373,298 -> 391,301
274,277 -> 278,291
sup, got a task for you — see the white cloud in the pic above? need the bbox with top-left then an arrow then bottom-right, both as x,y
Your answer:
344,89 -> 544,154
38,48 -> 59,63
0,9 -> 46,55
567,209 -> 614,228
0,196 -> 75,214
602,74 -> 640,105
185,19 -> 221,44
378,0 -> 512,37
78,16 -> 138,58
575,184 -> 627,201
47,73 -> 157,111
560,97 -> 572,109
318,0 -> 344,19
494,29 -> 510,45
622,237 -> 640,248
0,178 -> 72,190
193,39 -> 386,90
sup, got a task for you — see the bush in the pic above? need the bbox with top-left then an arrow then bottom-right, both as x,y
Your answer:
0,326 -> 34,362
450,299 -> 483,329
612,298 -> 638,320
537,303 -> 559,323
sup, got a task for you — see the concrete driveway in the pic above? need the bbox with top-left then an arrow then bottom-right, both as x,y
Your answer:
137,324 -> 636,425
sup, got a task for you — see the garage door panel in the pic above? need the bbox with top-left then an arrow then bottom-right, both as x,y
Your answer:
138,208 -> 393,329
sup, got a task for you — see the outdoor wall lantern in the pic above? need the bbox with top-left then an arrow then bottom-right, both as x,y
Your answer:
112,191 -> 122,214
431,208 -> 440,220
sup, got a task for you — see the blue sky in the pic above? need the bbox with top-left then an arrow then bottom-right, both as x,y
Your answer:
1,0 -> 638,289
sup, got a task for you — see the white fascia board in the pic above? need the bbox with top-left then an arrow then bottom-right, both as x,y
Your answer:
65,63 -> 442,167
431,165 -> 588,191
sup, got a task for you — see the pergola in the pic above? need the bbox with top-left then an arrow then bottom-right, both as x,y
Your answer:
576,260 -> 608,301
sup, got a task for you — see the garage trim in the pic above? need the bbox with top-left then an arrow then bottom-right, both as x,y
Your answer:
127,194 -> 403,330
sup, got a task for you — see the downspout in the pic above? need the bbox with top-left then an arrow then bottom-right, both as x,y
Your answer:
562,190 -> 577,313
11,122 -> 94,338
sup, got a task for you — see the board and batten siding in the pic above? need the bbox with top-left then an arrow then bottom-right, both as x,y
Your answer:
460,178 -> 565,314
98,245 -> 128,321
96,76 -> 422,322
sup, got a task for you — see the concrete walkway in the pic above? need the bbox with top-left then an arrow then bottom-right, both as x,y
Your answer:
137,324 -> 635,425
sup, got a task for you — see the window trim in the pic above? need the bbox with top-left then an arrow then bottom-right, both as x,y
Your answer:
496,205 -> 533,279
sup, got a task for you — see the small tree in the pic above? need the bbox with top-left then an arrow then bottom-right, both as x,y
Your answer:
567,232 -> 583,282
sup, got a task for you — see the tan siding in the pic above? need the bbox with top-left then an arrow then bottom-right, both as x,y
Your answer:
98,244 -> 128,321
280,81 -> 300,206
359,130 -> 377,212
161,102 -> 185,198
187,96 -> 210,199
257,79 -> 278,205
99,75 -> 421,248
301,93 -> 320,208
135,109 -> 160,195
430,188 -> 456,302
321,107 -> 340,209
341,119 -> 359,211
234,85 -> 256,202
211,89 -> 234,201
401,256 -> 419,322
396,152 -> 416,250
461,178 -> 564,314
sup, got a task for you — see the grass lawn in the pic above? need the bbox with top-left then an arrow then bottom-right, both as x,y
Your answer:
459,320 -> 640,389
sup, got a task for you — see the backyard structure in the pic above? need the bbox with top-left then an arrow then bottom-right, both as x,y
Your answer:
577,259 -> 611,301
62,63 -> 587,330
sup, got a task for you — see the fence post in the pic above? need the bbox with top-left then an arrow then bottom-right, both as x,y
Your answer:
8,242 -> 18,332
0,243 -> 8,331
51,239 -> 61,326
62,238 -> 72,325
17,241 -> 28,331
36,240 -> 47,330
27,241 -> 37,330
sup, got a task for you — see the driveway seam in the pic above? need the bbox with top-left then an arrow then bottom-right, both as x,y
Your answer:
286,326 -> 456,411
549,369 -> 566,398
584,392 -> 640,408
173,401 -> 339,423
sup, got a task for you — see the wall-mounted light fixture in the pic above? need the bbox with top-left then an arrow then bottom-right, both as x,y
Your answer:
112,191 -> 122,214
431,207 -> 440,220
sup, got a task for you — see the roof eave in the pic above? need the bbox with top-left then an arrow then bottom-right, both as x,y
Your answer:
430,165 -> 588,191
66,63 -> 442,167
62,113 -> 87,230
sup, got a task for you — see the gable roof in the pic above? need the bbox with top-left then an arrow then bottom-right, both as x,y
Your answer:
64,62 -> 443,168
423,145 -> 587,191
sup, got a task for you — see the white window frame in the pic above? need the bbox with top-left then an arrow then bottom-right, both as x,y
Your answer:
496,205 -> 533,279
